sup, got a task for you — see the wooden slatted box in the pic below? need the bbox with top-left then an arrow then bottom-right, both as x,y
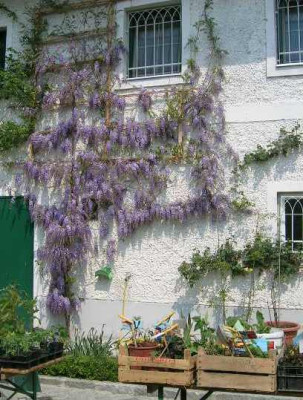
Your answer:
118,346 -> 196,386
197,348 -> 278,393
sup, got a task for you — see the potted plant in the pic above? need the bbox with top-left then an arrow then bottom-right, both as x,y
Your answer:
243,234 -> 301,344
118,314 -> 196,386
266,241 -> 301,344
126,317 -> 160,357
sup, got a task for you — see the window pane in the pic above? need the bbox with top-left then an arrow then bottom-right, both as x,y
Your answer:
294,214 -> 303,240
285,214 -> 292,241
285,199 -> 292,214
128,6 -> 181,78
294,199 -> 303,213
164,44 -> 171,64
277,1 -> 303,64
0,29 -> 6,70
129,27 -> 136,71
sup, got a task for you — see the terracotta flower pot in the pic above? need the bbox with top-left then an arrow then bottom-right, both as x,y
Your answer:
266,321 -> 300,345
127,342 -> 160,370
128,342 -> 159,358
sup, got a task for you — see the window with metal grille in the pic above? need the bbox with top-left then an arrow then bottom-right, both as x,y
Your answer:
0,29 -> 7,70
280,195 -> 303,250
276,0 -> 303,64
128,5 -> 182,79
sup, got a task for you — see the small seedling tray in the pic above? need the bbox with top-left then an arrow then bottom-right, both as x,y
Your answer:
0,354 -> 41,370
278,365 -> 303,392
0,350 -> 63,370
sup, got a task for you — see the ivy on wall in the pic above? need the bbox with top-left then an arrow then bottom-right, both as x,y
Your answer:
239,123 -> 303,169
0,3 -> 42,153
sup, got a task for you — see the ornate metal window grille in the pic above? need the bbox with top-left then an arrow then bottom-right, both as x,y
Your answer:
128,5 -> 182,79
276,0 -> 303,64
280,195 -> 303,250
0,29 -> 6,70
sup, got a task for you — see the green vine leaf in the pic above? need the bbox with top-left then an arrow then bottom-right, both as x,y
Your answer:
239,123 -> 303,169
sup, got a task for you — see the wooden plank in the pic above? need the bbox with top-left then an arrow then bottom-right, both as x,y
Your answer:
198,354 -> 276,374
40,0 -> 110,15
197,370 -> 276,393
43,28 -> 107,45
197,349 -> 276,375
119,368 -> 194,386
118,355 -> 195,370
0,357 -> 65,377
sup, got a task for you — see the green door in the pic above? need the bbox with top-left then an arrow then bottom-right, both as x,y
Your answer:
0,197 -> 34,297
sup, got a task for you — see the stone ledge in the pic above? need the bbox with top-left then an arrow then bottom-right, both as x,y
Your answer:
40,376 -> 303,400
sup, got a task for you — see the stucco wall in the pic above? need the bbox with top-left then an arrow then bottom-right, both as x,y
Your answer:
1,0 -> 303,335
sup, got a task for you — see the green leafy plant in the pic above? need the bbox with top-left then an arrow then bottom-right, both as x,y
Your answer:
31,326 -> 68,347
279,345 -> 303,366
179,239 -> 244,287
254,310 -> 270,334
243,234 -> 276,274
226,316 -> 251,330
231,191 -> 255,211
0,285 -> 38,336
69,327 -> 113,358
192,316 -> 224,356
42,354 -> 118,381
239,124 -> 303,169
227,311 -> 270,334
0,53 -> 36,106
0,3 -> 18,22
0,120 -> 34,152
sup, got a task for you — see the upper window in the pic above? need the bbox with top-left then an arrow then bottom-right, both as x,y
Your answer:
128,5 -> 182,79
0,29 -> 6,69
276,0 -> 303,65
280,195 -> 303,250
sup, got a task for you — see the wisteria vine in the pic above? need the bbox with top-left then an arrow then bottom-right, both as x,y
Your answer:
5,0 -> 237,330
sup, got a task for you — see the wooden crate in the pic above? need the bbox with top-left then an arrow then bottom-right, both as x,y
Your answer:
118,346 -> 196,386
197,348 -> 278,393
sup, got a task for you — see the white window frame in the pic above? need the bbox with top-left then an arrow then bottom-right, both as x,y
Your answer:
279,194 -> 303,250
267,181 -> 303,243
266,0 -> 303,77
127,5 -> 182,79
116,0 -> 190,89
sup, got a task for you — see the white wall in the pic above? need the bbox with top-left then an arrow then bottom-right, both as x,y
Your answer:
1,0 -> 303,335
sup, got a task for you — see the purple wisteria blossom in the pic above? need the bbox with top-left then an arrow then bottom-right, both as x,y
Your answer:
18,19 -> 235,325
138,89 -> 152,112
106,239 -> 116,263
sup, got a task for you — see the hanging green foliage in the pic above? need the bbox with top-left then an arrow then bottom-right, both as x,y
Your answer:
179,234 -> 302,287
239,123 -> 303,169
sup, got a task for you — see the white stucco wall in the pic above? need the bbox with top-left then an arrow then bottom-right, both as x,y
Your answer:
1,0 -> 303,335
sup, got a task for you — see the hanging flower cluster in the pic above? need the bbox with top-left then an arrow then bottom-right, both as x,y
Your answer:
12,0 -> 236,328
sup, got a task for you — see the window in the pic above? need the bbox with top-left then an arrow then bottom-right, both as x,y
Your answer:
128,5 -> 182,79
0,29 -> 7,69
276,0 -> 303,64
280,195 -> 303,250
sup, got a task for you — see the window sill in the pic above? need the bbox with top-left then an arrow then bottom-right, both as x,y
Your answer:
267,59 -> 303,77
117,74 -> 184,92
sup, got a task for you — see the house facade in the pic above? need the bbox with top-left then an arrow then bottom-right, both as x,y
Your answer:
1,0 -> 303,335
